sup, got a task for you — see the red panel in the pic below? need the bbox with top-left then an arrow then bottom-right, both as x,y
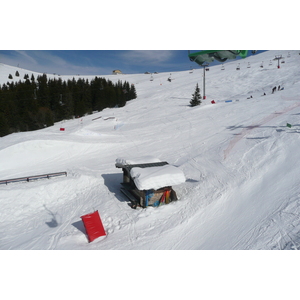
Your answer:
81,211 -> 106,242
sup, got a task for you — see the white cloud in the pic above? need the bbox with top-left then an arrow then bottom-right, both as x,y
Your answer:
0,51 -> 112,75
15,51 -> 38,65
120,50 -> 174,66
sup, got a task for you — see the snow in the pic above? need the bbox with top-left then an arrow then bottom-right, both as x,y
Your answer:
1,51 -> 300,252
2,50 -> 300,298
115,155 -> 162,167
130,164 -> 186,190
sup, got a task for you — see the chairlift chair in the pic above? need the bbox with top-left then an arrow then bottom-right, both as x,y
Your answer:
236,63 -> 240,70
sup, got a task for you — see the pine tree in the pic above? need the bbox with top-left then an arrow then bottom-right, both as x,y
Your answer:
129,83 -> 137,100
190,83 -> 202,107
8,74 -> 13,79
0,74 -> 138,137
15,71 -> 20,77
0,112 -> 9,137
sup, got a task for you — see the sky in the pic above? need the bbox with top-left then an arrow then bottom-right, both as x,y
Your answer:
0,50 -> 267,76
1,0 -> 297,77
0,50 -> 194,75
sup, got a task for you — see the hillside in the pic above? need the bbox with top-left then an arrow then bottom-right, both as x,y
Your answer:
1,50 -> 300,250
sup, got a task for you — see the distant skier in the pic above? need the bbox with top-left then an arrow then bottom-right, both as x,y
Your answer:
272,87 -> 276,94
278,85 -> 281,91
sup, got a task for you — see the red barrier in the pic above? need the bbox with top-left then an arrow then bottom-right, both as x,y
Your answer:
81,211 -> 106,242
211,100 -> 215,104
60,128 -> 65,131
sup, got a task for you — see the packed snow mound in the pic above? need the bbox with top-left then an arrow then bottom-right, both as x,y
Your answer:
130,164 -> 186,190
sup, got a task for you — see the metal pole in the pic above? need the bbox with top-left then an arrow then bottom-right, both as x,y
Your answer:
203,66 -> 206,99
203,64 -> 208,99
275,55 -> 282,69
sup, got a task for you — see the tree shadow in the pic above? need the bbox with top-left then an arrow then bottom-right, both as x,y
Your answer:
246,136 -> 270,140
227,124 -> 278,131
44,204 -> 59,228
186,178 -> 199,183
227,124 -> 291,136
227,125 -> 244,131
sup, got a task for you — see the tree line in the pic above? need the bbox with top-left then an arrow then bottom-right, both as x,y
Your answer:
0,74 -> 137,137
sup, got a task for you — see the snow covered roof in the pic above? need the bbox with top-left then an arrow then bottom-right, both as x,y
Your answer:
130,164 -> 186,190
115,156 -> 163,168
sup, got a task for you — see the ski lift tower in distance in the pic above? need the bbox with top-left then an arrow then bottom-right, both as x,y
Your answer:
274,55 -> 283,68
188,51 -> 250,100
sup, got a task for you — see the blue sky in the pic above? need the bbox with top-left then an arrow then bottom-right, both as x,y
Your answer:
0,50 -> 192,75
0,50 -> 267,76
0,1 -> 296,76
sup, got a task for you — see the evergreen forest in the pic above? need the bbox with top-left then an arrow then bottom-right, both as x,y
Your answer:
0,74 -> 137,137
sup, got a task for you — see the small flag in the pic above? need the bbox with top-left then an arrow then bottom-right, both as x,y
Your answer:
287,123 -> 292,128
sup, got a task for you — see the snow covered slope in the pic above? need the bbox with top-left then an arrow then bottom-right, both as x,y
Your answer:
1,50 -> 300,250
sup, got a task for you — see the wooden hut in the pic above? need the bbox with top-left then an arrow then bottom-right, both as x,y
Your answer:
115,156 -> 185,209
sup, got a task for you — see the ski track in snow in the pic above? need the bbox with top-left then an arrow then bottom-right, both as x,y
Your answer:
232,192 -> 300,250
224,101 -> 300,159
